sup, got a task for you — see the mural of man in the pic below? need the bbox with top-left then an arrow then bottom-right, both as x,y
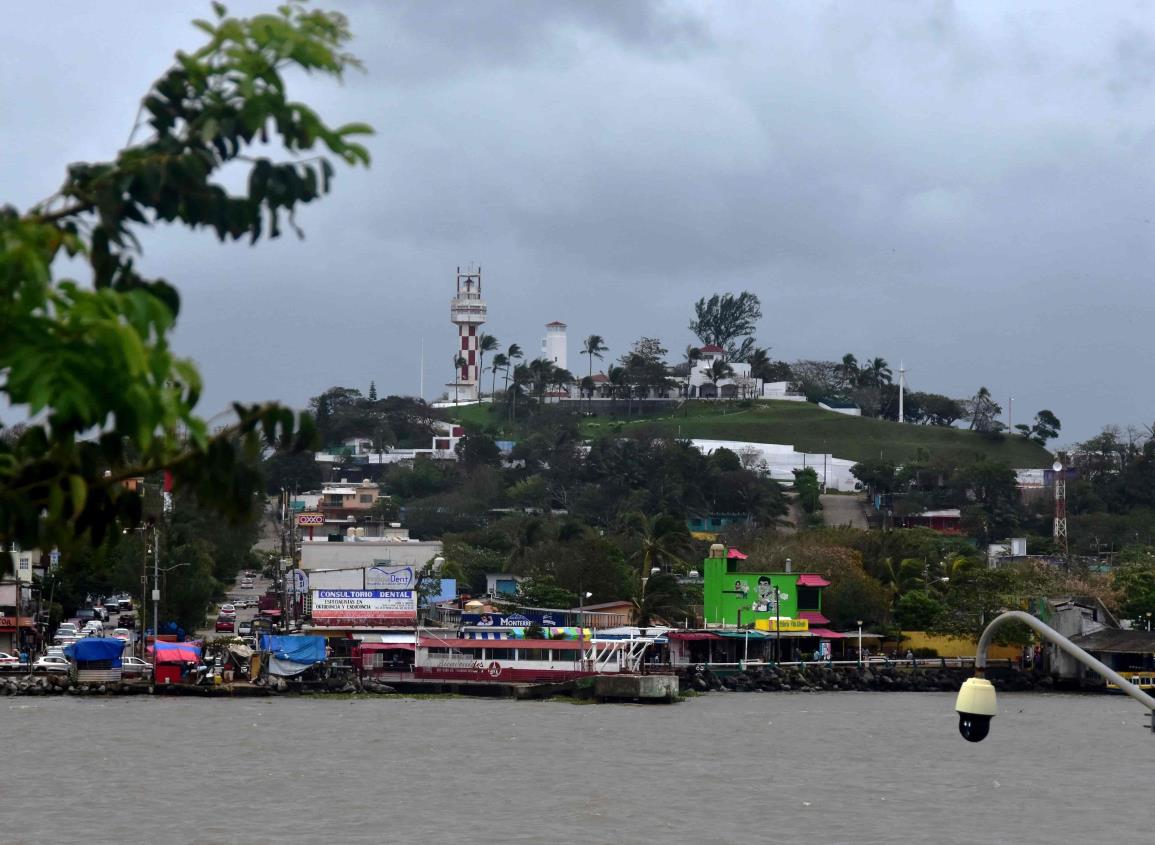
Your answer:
752,576 -> 788,613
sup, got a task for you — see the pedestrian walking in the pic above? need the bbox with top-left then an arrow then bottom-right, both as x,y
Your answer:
905,648 -> 915,666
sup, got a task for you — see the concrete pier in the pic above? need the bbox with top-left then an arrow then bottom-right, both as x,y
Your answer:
594,674 -> 680,703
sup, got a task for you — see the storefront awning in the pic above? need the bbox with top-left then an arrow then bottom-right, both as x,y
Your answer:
799,611 -> 830,625
356,632 -> 417,644
797,574 -> 831,587
669,632 -> 722,641
808,628 -> 846,639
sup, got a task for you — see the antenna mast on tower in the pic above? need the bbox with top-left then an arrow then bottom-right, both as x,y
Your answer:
1053,460 -> 1068,558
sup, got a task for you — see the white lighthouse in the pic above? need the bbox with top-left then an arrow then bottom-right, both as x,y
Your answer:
541,321 -> 568,371
447,266 -> 486,403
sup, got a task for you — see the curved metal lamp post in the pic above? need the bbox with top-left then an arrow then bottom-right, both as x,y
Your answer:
959,610 -> 1155,742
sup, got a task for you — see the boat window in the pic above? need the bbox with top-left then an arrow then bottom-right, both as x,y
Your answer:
486,648 -> 515,661
519,649 -> 548,661
551,649 -> 577,662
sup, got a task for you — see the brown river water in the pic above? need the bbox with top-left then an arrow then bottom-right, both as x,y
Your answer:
2,691 -> 1152,845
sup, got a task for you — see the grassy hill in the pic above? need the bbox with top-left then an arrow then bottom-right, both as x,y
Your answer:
452,400 -> 1053,467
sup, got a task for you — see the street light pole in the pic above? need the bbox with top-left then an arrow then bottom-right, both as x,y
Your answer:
857,620 -> 863,668
962,609 -> 1155,738
774,586 -> 781,664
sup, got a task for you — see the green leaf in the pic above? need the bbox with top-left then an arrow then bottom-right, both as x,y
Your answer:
69,475 -> 88,517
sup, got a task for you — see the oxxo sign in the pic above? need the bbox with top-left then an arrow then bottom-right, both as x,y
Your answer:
296,512 -> 324,527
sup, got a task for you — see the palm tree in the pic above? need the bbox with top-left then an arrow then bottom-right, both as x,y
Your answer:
509,363 -> 531,420
452,354 -> 467,404
552,367 -> 575,399
632,573 -> 689,628
708,358 -> 733,400
622,512 -> 693,575
528,358 -> 556,404
684,345 -> 702,396
490,353 -> 509,400
748,347 -> 772,387
504,343 -> 524,395
865,357 -> 892,388
476,333 -> 499,400
607,365 -> 628,414
581,335 -> 607,405
840,353 -> 859,389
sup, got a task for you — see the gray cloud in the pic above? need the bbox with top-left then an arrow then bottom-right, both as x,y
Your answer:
4,2 -> 1155,446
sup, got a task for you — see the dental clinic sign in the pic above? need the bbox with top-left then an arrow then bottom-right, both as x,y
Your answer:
366,565 -> 417,590
311,589 -> 416,627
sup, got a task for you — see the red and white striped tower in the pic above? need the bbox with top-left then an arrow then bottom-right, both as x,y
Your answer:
447,266 -> 486,403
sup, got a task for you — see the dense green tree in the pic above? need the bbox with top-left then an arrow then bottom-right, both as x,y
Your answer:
0,3 -> 369,551
516,576 -> 575,609
689,292 -> 762,362
455,433 -> 501,470
793,467 -> 822,514
1112,550 -> 1155,624
262,450 -> 323,495
894,590 -> 947,630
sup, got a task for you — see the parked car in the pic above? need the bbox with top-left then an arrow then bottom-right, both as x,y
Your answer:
0,652 -> 21,665
46,646 -> 66,659
32,656 -> 70,673
119,613 -> 136,629
74,608 -> 97,626
237,621 -> 253,637
104,599 -> 121,614
121,657 -> 153,677
215,616 -> 235,633
119,598 -> 134,612
112,628 -> 131,641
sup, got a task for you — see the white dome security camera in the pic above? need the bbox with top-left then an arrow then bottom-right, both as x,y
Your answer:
955,677 -> 997,742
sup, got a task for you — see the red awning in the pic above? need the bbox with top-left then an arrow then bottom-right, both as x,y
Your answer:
727,548 -> 748,560
797,574 -> 831,587
808,628 -> 846,639
799,611 -> 830,625
669,632 -> 722,641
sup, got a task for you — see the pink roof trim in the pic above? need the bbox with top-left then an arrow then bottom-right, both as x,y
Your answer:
700,344 -> 724,353
808,627 -> 846,639
545,320 -> 567,327
727,548 -> 748,560
799,610 -> 830,625
797,574 -> 831,587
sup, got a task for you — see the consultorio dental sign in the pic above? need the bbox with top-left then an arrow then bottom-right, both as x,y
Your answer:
311,589 -> 416,626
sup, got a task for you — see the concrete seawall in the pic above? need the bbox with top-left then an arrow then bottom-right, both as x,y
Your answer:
680,664 -> 1100,694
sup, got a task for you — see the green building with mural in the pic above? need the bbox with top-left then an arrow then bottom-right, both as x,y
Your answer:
702,543 -> 831,630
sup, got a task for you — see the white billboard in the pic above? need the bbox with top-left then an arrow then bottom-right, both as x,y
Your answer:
311,589 -> 416,626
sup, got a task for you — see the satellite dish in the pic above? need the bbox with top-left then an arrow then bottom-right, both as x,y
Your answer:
1052,461 -> 1063,472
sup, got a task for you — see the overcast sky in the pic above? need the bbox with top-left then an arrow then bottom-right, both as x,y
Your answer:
5,1 -> 1155,446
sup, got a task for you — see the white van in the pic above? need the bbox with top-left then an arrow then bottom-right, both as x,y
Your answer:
82,620 -> 104,637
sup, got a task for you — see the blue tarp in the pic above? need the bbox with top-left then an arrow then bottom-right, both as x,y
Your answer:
64,638 -> 125,666
261,635 -> 326,664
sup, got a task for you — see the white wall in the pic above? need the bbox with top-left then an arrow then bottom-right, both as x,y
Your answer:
690,439 -> 861,492
300,540 -> 442,572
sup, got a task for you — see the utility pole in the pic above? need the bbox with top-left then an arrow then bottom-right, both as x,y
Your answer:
152,523 -> 160,647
